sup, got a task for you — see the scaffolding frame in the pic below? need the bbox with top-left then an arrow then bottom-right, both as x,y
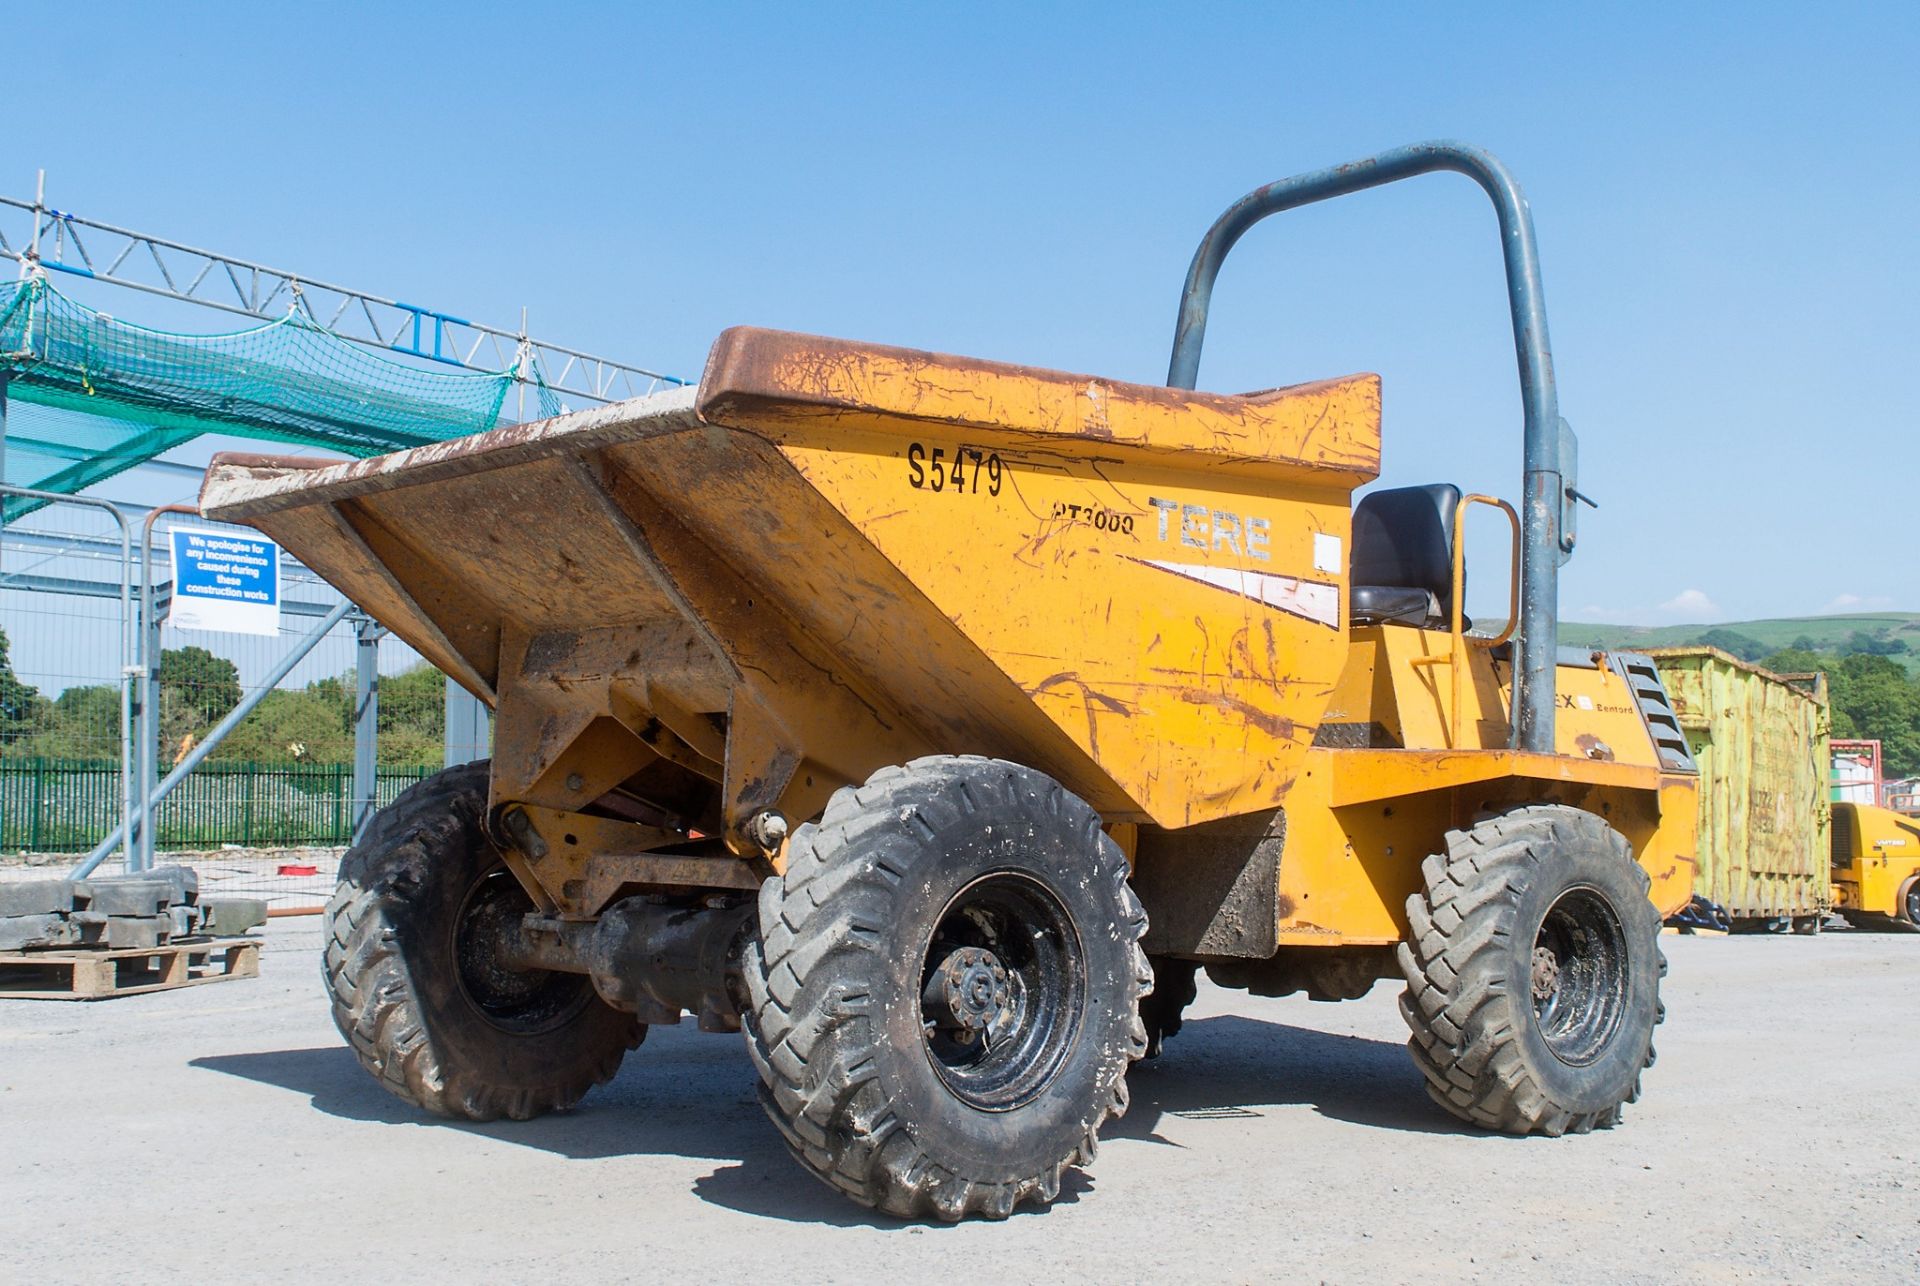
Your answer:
1,171 -> 684,411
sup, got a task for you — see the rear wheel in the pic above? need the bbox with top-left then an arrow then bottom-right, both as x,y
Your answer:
1902,877 -> 1920,930
324,761 -> 642,1120
1398,804 -> 1663,1135
1141,956 -> 1200,1058
742,756 -> 1150,1221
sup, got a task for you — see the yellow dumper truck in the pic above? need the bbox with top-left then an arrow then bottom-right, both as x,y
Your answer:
199,142 -> 1698,1220
1831,801 -> 1920,931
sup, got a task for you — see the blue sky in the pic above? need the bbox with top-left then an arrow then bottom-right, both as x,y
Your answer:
9,3 -> 1918,627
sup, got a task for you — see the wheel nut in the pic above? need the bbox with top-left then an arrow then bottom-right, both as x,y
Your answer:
1531,945 -> 1560,1000
925,946 -> 1013,1034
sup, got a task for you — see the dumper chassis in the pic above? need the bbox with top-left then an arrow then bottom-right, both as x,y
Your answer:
202,141 -> 1699,1221
1830,801 -> 1920,933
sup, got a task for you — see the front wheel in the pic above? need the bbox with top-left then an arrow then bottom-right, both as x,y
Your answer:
1398,804 -> 1663,1136
742,756 -> 1150,1221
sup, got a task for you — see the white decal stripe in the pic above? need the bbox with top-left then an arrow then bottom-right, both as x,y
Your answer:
1137,559 -> 1341,628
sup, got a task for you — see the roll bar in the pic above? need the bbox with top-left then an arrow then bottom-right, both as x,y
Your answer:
1166,141 -> 1569,754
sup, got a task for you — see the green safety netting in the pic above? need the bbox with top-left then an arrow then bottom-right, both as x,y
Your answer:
0,276 -> 559,518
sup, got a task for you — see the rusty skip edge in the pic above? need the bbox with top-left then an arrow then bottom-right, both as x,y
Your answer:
1641,645 -> 1832,712
198,326 -> 1379,524
695,327 -> 1378,443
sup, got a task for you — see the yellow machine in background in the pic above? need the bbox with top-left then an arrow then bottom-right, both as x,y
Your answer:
198,142 -> 1699,1222
1831,801 -> 1920,931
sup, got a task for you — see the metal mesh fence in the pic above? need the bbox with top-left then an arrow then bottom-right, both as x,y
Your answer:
0,497 -> 132,766
1,500 -> 473,913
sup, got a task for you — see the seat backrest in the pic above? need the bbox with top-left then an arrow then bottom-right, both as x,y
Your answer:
1351,483 -> 1461,615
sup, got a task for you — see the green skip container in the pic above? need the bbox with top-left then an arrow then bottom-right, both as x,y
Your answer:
1647,647 -> 1831,930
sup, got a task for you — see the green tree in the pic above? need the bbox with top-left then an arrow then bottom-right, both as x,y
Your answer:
191,662 -> 448,769
0,626 -> 48,749
158,646 -> 242,725
372,666 -> 447,768
1699,628 -> 1769,662
14,684 -> 119,760
1766,648 -> 1920,778
208,688 -> 352,765
152,645 -> 244,762
1839,630 -> 1907,657
1833,654 -> 1920,776
1764,647 -> 1823,675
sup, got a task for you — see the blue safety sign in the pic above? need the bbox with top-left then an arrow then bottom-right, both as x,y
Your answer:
169,526 -> 282,636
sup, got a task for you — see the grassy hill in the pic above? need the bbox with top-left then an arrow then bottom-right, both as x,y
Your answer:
1559,613 -> 1920,674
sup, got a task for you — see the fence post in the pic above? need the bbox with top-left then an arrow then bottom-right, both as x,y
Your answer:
136,503 -> 201,871
136,582 -> 162,870
352,613 -> 382,842
0,370 -> 10,532
29,757 -> 43,851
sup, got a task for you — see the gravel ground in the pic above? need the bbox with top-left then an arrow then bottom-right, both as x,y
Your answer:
1,924 -> 1914,1283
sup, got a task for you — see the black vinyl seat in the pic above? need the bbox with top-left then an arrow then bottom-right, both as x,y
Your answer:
1350,584 -> 1441,625
1349,483 -> 1461,628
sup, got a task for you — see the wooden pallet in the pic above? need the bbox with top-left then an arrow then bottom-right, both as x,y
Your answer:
0,936 -> 260,1001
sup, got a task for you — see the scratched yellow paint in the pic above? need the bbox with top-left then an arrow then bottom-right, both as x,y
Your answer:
1277,746 -> 1696,941
697,330 -> 1382,829
698,327 -> 1383,487
785,436 -> 1362,825
695,326 -> 1696,924
1327,625 -> 1676,764
1304,630 -> 1696,932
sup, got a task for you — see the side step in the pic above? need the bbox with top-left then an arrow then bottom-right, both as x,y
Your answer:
0,936 -> 260,1001
1608,652 -> 1697,772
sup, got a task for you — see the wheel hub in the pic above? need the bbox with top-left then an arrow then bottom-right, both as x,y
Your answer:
454,869 -> 594,1034
1529,885 -> 1630,1066
924,946 -> 1014,1042
1530,944 -> 1561,1001
916,872 -> 1084,1111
